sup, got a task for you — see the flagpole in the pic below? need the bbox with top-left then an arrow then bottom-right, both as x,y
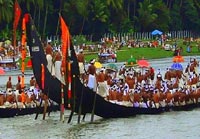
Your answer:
21,16 -> 27,89
60,15 -> 68,122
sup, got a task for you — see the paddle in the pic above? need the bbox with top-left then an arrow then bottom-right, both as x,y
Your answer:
35,99 -> 42,120
43,98 -> 48,120
91,83 -> 98,122
77,76 -> 85,123
48,99 -> 52,116
68,75 -> 76,123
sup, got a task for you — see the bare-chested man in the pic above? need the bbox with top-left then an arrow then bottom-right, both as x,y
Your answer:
46,41 -> 55,76
96,68 -> 108,97
77,49 -> 85,80
6,76 -> 12,92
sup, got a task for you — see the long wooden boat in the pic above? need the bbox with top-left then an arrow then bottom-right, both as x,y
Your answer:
166,103 -> 200,112
0,104 -> 59,118
26,17 -> 170,119
27,16 -> 200,119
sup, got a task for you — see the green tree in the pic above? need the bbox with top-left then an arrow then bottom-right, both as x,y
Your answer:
151,0 -> 170,31
169,0 -> 182,30
106,0 -> 123,9
135,0 -> 157,31
0,0 -> 13,23
75,0 -> 90,34
180,0 -> 200,31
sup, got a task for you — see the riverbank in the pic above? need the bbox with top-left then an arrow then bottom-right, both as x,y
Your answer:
84,39 -> 200,62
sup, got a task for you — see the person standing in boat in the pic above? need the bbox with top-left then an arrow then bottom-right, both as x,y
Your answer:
96,67 -> 108,98
16,76 -> 22,94
45,41 -> 55,76
87,59 -> 97,91
77,49 -> 85,82
30,76 -> 36,90
54,50 -> 62,82
6,76 -> 12,93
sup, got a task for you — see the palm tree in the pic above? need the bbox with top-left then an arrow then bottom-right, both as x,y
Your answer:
0,0 -> 13,23
135,0 -> 157,31
106,0 -> 123,10
75,0 -> 90,34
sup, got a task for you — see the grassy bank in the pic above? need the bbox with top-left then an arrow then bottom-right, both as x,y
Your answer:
84,40 -> 200,62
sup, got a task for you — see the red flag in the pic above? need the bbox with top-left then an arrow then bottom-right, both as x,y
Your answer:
60,16 -> 70,74
60,16 -> 71,108
13,0 -> 21,30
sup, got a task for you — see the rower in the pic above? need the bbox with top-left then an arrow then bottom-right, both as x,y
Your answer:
133,90 -> 141,107
96,67 -> 108,98
148,67 -> 155,85
0,91 -> 5,106
125,72 -> 135,93
5,88 -> 14,108
30,76 -> 36,90
122,82 -> 132,106
152,89 -> 160,108
164,68 -> 171,81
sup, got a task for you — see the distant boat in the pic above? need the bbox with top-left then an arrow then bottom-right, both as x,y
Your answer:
0,104 -> 59,118
0,56 -> 20,72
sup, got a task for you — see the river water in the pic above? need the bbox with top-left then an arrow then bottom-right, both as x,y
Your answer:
1,56 -> 200,139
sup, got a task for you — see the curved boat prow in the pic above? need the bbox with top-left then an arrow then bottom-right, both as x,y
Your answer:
26,15 -> 165,119
26,16 -> 67,106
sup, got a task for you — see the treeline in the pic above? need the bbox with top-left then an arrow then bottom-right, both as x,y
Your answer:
0,0 -> 200,41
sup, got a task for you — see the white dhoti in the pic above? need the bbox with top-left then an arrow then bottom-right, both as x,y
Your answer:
133,102 -> 140,107
194,67 -> 198,74
87,74 -> 97,91
97,81 -> 108,97
54,61 -> 62,81
14,90 -> 19,102
78,62 -> 85,74
6,88 -> 12,95
46,54 -> 55,76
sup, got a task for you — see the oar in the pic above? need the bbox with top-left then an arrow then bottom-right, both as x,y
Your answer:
43,98 -> 48,120
35,99 -> 42,120
48,99 -> 52,116
77,76 -> 85,123
91,83 -> 98,122
68,75 -> 76,123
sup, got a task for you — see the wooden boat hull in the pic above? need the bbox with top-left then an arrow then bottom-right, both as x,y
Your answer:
165,103 -> 199,112
27,19 -> 167,118
26,17 -> 199,119
0,105 -> 60,118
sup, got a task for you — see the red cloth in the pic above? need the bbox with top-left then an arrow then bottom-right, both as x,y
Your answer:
13,0 -> 21,29
150,68 -> 154,73
60,16 -> 70,73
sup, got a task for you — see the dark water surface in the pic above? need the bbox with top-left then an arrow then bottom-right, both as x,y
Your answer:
1,56 -> 200,139
1,109 -> 200,139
